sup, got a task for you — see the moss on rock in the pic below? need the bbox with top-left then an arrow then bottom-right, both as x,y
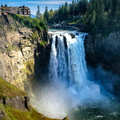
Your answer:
0,77 -> 27,98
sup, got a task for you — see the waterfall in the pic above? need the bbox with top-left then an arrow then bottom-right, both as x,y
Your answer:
49,32 -> 88,92
33,31 -> 106,119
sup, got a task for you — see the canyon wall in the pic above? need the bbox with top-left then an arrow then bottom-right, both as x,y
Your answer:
0,13 -> 48,94
85,31 -> 120,95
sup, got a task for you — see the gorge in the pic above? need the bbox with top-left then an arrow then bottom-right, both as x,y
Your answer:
0,10 -> 120,120
31,30 -> 120,120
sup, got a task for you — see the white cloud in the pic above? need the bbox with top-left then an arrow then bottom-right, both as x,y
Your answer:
25,0 -> 72,5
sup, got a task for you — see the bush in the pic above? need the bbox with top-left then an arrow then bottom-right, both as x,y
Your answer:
9,13 -> 48,32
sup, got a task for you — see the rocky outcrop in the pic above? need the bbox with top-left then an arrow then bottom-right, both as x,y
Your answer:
0,13 -> 68,120
0,13 -> 47,94
0,77 -> 62,120
0,95 -> 30,111
85,31 -> 120,73
0,27 -> 35,93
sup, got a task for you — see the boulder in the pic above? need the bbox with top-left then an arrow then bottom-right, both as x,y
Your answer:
69,33 -> 75,39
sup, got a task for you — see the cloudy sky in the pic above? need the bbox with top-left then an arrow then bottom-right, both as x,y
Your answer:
0,0 -> 72,15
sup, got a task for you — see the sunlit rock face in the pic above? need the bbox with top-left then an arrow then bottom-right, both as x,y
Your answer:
0,13 -> 39,93
0,28 -> 35,92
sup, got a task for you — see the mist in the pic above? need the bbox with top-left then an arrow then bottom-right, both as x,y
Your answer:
30,65 -> 117,119
31,32 -> 120,119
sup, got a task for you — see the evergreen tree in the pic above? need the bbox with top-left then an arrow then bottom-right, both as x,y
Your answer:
1,4 -> 3,7
36,5 -> 41,19
69,3 -> 74,16
103,0 -> 112,12
5,3 -> 7,7
111,0 -> 118,16
64,2 -> 69,18
49,9 -> 54,19
78,0 -> 88,15
44,6 -> 49,22
70,0 -> 75,16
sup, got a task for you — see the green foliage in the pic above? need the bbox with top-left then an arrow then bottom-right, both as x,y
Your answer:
0,77 -> 60,120
38,41 -> 47,47
9,13 -> 47,32
48,0 -> 120,36
0,104 -> 60,120
5,43 -> 18,53
44,6 -> 49,22
36,5 -> 42,19
31,31 -> 39,42
25,60 -> 34,77
0,77 -> 27,98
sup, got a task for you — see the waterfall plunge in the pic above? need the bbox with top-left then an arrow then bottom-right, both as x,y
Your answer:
49,33 -> 88,92
34,32 -> 106,119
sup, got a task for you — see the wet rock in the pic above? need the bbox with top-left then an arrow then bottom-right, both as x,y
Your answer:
24,96 -> 30,111
63,36 -> 67,50
85,31 -> 120,96
69,33 -> 75,39
63,116 -> 69,120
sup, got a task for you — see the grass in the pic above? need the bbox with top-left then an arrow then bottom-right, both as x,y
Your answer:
0,77 -> 27,98
38,40 -> 47,47
4,105 -> 60,120
0,78 -> 61,120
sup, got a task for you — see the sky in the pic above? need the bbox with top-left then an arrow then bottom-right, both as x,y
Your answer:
0,0 -> 72,15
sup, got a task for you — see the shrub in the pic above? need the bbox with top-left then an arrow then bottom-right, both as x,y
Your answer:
9,13 -> 48,32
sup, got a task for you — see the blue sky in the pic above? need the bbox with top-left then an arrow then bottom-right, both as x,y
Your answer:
0,0 -> 72,15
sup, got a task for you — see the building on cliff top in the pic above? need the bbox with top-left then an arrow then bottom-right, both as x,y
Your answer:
0,5 -> 30,17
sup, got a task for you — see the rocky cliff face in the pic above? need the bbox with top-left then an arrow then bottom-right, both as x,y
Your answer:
85,31 -> 120,95
85,31 -> 120,73
0,77 -> 62,120
0,12 -> 47,94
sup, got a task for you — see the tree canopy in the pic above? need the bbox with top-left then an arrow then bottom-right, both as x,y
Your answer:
44,0 -> 120,36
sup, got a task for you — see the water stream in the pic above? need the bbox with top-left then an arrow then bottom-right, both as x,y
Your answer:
32,30 -> 120,120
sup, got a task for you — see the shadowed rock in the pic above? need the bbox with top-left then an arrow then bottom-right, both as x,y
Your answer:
55,36 -> 58,49
63,116 -> 69,120
63,36 -> 67,50
69,33 -> 75,39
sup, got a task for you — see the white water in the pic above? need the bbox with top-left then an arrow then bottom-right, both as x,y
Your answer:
49,32 -> 88,91
33,31 -> 107,119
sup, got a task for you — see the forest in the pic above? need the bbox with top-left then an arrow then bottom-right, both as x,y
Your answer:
43,0 -> 120,36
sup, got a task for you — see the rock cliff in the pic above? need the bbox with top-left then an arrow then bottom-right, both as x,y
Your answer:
0,12 -> 48,94
85,31 -> 120,95
0,77 -> 61,120
0,12 -> 68,120
85,31 -> 120,73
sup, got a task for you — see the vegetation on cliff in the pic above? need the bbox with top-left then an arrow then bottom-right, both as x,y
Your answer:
0,11 -> 60,120
0,77 -> 27,98
0,77 -> 60,120
47,0 -> 120,36
10,13 -> 48,32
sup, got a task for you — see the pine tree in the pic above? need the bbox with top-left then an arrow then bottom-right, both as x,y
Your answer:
70,0 -> 75,16
36,5 -> 41,19
44,6 -> 49,22
63,2 -> 69,18
5,3 -> 7,7
103,0 -> 112,12
1,4 -> 3,7
111,0 -> 118,16
78,0 -> 88,15
49,9 -> 54,19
